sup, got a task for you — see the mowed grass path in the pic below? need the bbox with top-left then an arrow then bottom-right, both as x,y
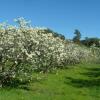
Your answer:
0,64 -> 100,100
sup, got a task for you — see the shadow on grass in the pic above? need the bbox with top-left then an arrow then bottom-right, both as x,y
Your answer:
64,67 -> 100,88
1,79 -> 38,91
81,67 -> 100,78
64,76 -> 100,88
81,71 -> 100,78
2,77 -> 45,91
85,67 -> 100,72
1,79 -> 30,91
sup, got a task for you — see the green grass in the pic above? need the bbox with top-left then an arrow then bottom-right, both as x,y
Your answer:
0,64 -> 100,100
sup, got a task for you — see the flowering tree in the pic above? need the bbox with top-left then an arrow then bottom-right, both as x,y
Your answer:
0,18 -> 33,87
0,17 -> 95,87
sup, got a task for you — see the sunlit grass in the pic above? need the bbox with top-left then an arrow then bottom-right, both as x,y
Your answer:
0,64 -> 100,100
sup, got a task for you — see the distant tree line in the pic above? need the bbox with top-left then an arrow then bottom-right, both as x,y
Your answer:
43,28 -> 65,40
81,37 -> 100,47
41,28 -> 100,47
72,29 -> 100,47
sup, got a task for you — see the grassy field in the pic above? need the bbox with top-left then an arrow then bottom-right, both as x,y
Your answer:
0,64 -> 100,100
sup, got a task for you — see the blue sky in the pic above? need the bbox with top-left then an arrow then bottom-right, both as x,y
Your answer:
0,0 -> 100,39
